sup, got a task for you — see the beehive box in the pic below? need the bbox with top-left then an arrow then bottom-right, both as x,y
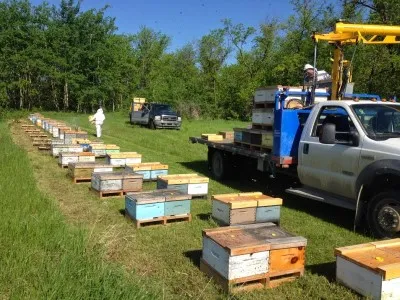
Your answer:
51,138 -> 65,145
125,162 -> 168,181
212,192 -> 283,225
125,189 -> 192,220
71,138 -> 91,145
88,144 -> 107,156
201,223 -> 307,292
201,134 -> 224,141
80,141 -> 103,152
335,239 -> 400,299
58,152 -> 96,167
58,127 -> 72,140
91,171 -> 143,192
219,131 -> 234,140
252,108 -> 274,126
157,174 -> 209,196
233,128 -> 251,144
105,144 -> 120,154
51,124 -> 67,138
105,152 -> 142,166
68,162 -> 114,182
51,144 -> 83,157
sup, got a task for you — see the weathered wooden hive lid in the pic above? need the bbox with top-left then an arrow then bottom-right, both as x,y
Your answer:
105,144 -> 120,150
158,189 -> 192,201
70,162 -> 110,169
127,162 -> 168,170
78,152 -> 95,156
212,192 -> 282,208
335,239 -> 400,280
107,152 -> 140,159
158,173 -> 209,184
52,144 -> 81,148
126,190 -> 166,204
203,223 -> 307,255
93,171 -> 143,180
59,152 -> 81,157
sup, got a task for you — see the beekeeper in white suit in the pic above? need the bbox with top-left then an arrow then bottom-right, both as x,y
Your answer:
93,106 -> 105,138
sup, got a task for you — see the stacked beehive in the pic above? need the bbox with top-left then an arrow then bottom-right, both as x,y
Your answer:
335,239 -> 400,299
91,170 -> 143,197
201,223 -> 307,293
125,189 -> 192,228
156,174 -> 209,198
201,191 -> 306,292
211,192 -> 282,225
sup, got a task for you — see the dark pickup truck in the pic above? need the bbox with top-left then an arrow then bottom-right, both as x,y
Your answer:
129,103 -> 181,129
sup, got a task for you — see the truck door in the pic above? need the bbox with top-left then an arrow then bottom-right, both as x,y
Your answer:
298,105 -> 362,199
132,103 -> 150,124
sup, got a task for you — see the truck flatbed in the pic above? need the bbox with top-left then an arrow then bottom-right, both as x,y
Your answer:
189,136 -> 271,161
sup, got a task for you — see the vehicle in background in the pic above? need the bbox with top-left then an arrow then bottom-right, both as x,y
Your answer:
129,100 -> 181,129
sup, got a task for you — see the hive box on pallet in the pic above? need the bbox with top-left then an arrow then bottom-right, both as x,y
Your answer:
51,138 -> 64,145
201,223 -> 307,293
58,152 -> 96,167
335,239 -> 400,300
64,131 -> 88,144
68,162 -> 114,182
105,152 -> 142,166
157,174 -> 209,197
125,189 -> 192,227
80,141 -> 103,152
212,192 -> 282,225
51,144 -> 83,157
125,162 -> 168,180
91,171 -> 143,192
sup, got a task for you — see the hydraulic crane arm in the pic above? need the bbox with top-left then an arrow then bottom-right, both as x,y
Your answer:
312,22 -> 400,99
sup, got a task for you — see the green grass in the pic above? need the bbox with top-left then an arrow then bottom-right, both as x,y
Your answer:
4,112 -> 374,299
0,121 -> 156,299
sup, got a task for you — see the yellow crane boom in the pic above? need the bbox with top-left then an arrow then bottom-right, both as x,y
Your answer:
313,21 -> 400,99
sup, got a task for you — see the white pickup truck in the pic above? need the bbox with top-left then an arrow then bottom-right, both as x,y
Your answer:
191,99 -> 400,238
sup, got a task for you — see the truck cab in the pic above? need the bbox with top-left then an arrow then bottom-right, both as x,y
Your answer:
293,100 -> 400,238
130,102 -> 181,129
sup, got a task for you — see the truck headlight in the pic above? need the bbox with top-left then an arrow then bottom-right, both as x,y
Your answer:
154,116 -> 161,121
177,117 -> 181,121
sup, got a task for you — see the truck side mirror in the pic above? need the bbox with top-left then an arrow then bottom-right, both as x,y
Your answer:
350,130 -> 360,147
319,123 -> 336,144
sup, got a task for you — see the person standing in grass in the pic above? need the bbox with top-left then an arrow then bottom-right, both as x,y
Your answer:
93,106 -> 105,138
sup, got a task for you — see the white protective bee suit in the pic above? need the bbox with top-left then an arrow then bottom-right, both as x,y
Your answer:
93,108 -> 105,138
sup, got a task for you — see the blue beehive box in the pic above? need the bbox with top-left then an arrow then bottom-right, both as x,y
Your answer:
126,162 -> 169,181
125,189 -> 192,221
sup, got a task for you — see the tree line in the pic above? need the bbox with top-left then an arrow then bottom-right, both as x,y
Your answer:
1,0 -> 400,119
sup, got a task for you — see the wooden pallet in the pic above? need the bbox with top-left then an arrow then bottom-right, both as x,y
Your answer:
90,187 -> 124,198
30,134 -> 48,138
191,194 -> 208,199
254,102 -> 274,109
33,142 -> 50,146
25,129 -> 41,133
58,163 -> 69,169
200,259 -> 303,293
233,141 -> 271,153
38,146 -> 51,150
21,124 -> 34,128
71,176 -> 91,184
252,123 -> 273,130
125,213 -> 192,228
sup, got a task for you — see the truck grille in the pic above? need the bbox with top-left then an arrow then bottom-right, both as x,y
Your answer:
162,115 -> 177,121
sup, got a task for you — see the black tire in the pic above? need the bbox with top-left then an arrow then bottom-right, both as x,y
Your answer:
367,190 -> 400,238
211,150 -> 231,180
149,120 -> 156,130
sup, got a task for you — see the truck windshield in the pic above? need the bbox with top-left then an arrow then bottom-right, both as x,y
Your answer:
352,104 -> 400,140
154,105 -> 173,113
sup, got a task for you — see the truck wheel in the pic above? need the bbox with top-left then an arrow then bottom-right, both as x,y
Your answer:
367,190 -> 400,238
149,120 -> 156,130
211,150 -> 231,180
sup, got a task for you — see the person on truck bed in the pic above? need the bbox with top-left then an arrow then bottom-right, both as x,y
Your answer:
304,64 -> 331,83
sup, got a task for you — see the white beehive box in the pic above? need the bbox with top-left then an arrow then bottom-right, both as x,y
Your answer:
335,239 -> 400,300
252,108 -> 274,125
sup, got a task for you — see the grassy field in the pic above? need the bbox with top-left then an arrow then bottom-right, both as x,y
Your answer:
4,111 -> 373,299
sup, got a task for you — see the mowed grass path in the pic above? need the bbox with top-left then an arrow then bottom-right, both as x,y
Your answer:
9,112 -> 372,299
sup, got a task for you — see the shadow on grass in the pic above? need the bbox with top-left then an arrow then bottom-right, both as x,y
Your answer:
306,261 -> 336,282
179,160 -> 360,232
184,249 -> 202,268
119,208 -> 126,216
196,213 -> 211,221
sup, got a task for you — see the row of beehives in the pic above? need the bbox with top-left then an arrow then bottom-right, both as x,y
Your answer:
26,113 -> 400,298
